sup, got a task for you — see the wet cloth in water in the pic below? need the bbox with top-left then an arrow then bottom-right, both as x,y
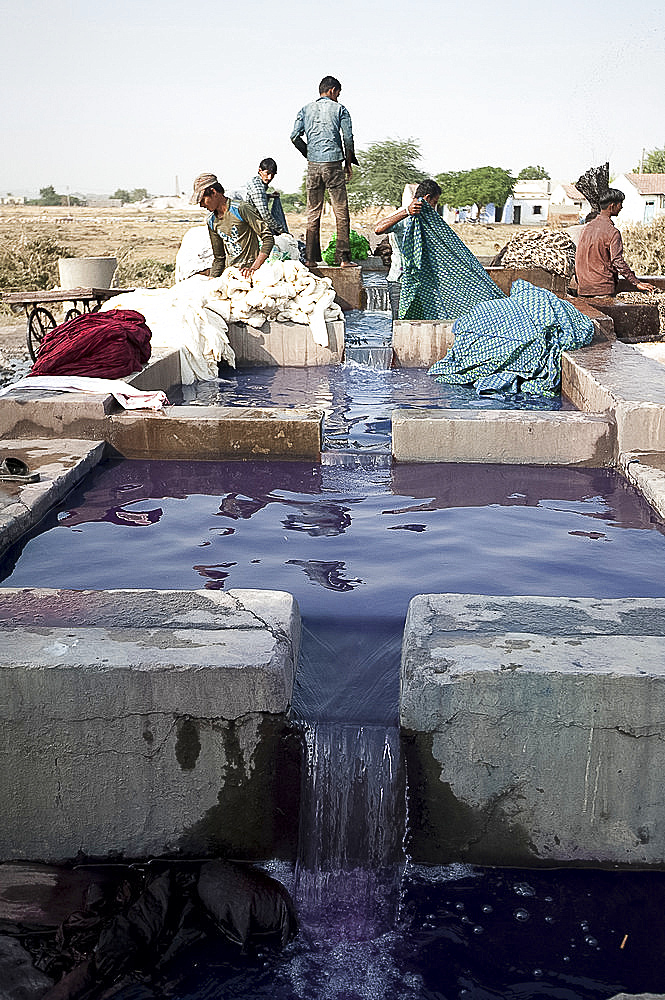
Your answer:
398,200 -> 504,321
428,279 -> 594,396
29,309 -> 151,380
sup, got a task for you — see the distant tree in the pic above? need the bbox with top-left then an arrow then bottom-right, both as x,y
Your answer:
517,165 -> 550,180
436,166 -> 515,209
110,188 -> 150,204
638,147 -> 665,173
280,191 -> 305,212
36,185 -> 62,206
348,138 -> 427,210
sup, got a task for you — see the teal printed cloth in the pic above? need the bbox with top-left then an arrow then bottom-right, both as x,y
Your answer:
398,201 -> 505,320
428,279 -> 595,396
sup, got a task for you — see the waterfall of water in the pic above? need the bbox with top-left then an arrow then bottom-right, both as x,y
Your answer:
364,286 -> 391,312
294,722 -> 406,941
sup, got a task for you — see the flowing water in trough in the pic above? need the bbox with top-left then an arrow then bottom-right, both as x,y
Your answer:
4,293 -> 665,998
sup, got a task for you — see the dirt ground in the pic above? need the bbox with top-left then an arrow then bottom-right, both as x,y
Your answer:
0,204 -> 516,364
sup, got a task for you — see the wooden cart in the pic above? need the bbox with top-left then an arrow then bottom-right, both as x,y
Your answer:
1,287 -> 130,360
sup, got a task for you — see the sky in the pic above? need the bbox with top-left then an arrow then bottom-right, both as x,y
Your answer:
2,0 -> 664,199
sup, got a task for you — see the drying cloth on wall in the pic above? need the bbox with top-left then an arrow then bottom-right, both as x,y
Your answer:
29,309 -> 152,380
398,200 -> 505,321
0,376 -> 169,410
494,228 -> 577,278
428,280 -> 595,396
101,276 -> 236,383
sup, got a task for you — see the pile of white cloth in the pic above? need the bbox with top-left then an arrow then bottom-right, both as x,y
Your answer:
101,276 -> 235,384
208,259 -> 342,347
101,260 -> 343,384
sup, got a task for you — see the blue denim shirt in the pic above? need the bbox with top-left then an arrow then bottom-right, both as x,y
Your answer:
290,96 -> 357,164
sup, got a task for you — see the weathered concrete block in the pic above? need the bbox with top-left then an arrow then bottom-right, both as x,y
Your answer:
0,389 -> 116,441
620,452 -> 665,520
108,405 -> 322,460
392,320 -> 455,368
0,588 -> 302,863
309,265 -> 364,311
392,409 -> 615,465
227,318 -> 344,367
563,341 -> 665,454
128,347 -> 182,392
485,265 -> 567,297
0,439 -> 105,559
401,593 -> 665,867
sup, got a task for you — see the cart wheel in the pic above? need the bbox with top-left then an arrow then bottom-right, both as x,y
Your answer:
64,307 -> 82,323
27,306 -> 57,361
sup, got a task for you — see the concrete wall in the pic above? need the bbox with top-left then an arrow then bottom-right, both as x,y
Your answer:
227,318 -> 344,367
0,588 -> 303,863
401,593 -> 665,867
392,320 -> 454,368
562,340 -> 665,455
392,409 -> 616,465
0,395 -> 323,461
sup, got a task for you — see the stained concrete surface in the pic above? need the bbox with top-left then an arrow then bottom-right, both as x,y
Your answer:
0,588 -> 302,862
0,438 -> 105,559
392,409 -> 615,465
401,593 -> 665,867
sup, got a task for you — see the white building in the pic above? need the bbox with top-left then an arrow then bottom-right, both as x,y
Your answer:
612,173 -> 665,225
510,179 -> 550,224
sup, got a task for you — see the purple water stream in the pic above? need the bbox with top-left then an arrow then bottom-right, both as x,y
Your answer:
4,455 -> 665,998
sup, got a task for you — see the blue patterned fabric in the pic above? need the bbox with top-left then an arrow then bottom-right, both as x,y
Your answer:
428,279 -> 595,396
398,201 -> 504,321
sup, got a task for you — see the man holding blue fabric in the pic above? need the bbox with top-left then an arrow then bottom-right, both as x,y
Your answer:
190,172 -> 274,278
290,76 -> 358,268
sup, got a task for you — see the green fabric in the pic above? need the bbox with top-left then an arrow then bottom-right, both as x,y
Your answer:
398,201 -> 504,320
429,279 -> 595,396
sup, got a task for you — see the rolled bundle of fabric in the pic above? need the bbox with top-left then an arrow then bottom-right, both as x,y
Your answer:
30,309 -> 152,379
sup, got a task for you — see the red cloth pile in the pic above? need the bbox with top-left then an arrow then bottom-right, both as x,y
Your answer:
30,309 -> 152,379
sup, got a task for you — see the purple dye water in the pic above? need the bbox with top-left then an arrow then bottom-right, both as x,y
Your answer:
4,457 -> 665,998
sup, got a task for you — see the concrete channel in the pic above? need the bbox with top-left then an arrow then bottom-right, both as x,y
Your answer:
1,265 -> 665,876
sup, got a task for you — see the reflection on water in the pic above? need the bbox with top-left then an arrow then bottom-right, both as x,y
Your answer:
4,454 -> 665,998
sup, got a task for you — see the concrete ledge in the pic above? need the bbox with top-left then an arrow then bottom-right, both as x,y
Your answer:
0,588 -> 302,862
562,341 -> 665,454
392,320 -> 455,368
485,265 -> 567,297
308,265 -> 364,310
620,451 -> 665,520
227,318 -> 344,367
108,405 -> 322,460
0,389 -> 117,440
392,409 -> 615,465
0,391 -> 323,461
127,347 -> 181,392
401,593 -> 665,867
0,438 -> 106,559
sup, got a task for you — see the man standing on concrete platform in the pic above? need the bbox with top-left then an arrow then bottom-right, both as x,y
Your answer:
290,75 -> 358,269
575,188 -> 654,297
190,172 -> 274,279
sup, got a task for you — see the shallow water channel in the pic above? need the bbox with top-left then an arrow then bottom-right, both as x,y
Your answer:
4,305 -> 665,997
